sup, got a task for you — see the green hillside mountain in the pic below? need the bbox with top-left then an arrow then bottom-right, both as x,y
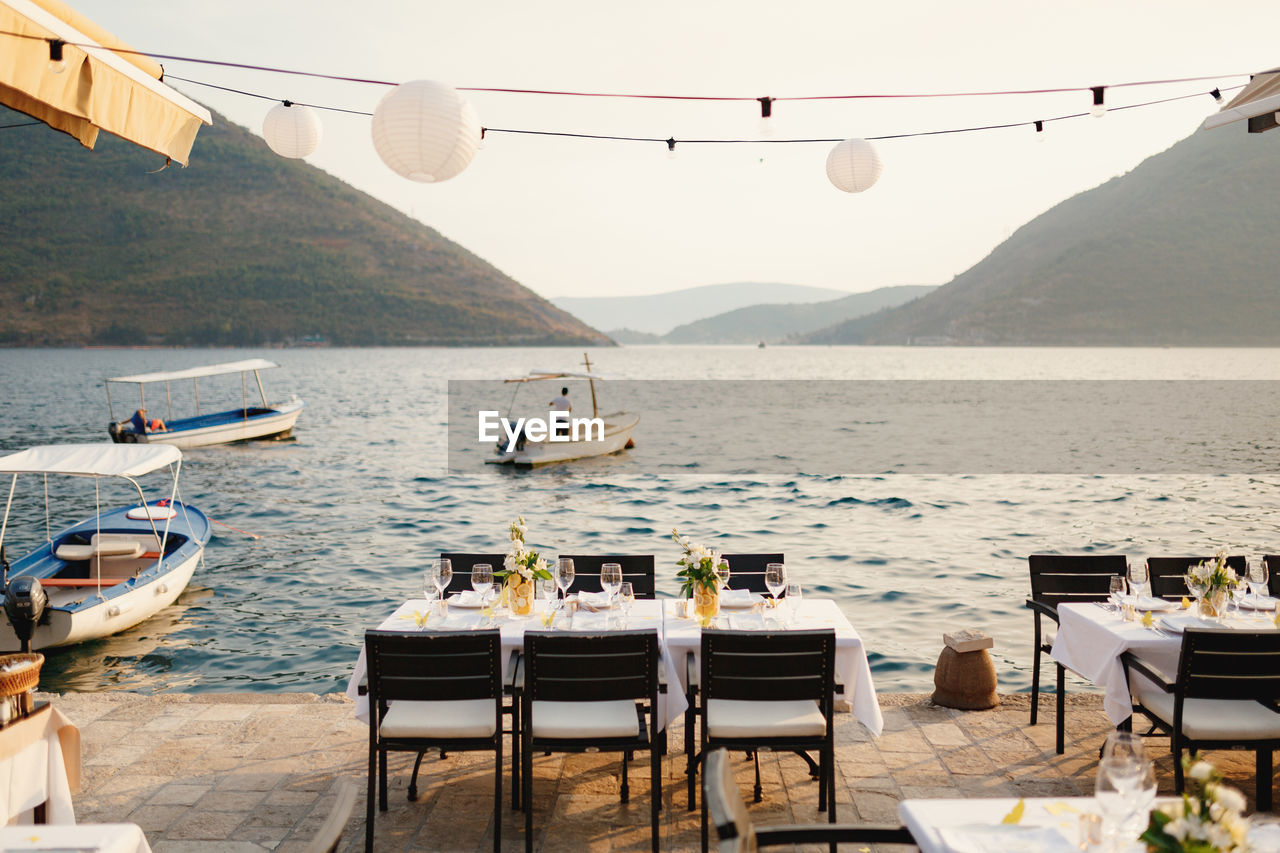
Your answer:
802,126 -> 1280,345
660,285 -> 936,344
0,107 -> 607,346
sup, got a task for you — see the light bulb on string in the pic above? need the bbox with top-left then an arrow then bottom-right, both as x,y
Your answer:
1034,120 -> 1045,143
757,96 -> 775,138
1210,88 -> 1224,104
666,137 -> 677,160
478,127 -> 487,151
1090,86 -> 1106,118
47,39 -> 65,74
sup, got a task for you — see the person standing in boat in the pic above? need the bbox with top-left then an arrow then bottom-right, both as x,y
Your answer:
130,408 -> 167,434
549,387 -> 571,437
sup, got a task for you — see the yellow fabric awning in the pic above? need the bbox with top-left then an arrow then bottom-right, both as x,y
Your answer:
0,0 -> 211,164
1202,67 -> 1280,132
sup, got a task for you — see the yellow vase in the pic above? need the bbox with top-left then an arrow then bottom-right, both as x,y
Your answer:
508,577 -> 534,616
692,583 -> 720,626
1199,588 -> 1227,620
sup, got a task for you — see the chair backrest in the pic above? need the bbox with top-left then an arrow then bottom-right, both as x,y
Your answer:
1177,629 -> 1280,703
557,554 -> 656,599
365,629 -> 502,706
720,553 -> 785,595
1264,556 -> 1280,597
440,552 -> 505,595
701,628 -> 834,708
302,779 -> 357,853
703,748 -> 758,853
1027,554 -> 1127,610
1147,556 -> 1248,600
523,629 -> 658,703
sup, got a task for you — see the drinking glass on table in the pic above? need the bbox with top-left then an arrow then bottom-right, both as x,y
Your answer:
431,558 -> 452,602
765,563 -> 787,605
785,582 -> 803,625
1095,757 -> 1143,851
1248,559 -> 1271,606
601,562 -> 623,605
1127,562 -> 1151,599
471,563 -> 493,605
1108,575 -> 1127,608
1119,758 -> 1158,840
556,558 -> 575,599
618,582 -> 635,627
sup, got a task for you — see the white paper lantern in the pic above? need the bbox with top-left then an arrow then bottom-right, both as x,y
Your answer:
825,138 -> 882,193
371,80 -> 480,183
262,102 -> 322,159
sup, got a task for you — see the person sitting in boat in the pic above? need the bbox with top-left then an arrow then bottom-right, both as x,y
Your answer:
130,408 -> 167,434
549,387 -> 571,437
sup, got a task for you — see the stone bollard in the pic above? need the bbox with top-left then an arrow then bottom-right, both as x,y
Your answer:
931,629 -> 999,710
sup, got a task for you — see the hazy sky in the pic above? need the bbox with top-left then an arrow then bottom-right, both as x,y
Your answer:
67,1 -> 1280,299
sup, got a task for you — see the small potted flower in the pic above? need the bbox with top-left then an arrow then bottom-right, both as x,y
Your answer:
1186,551 -> 1239,620
499,516 -> 551,616
1140,754 -> 1250,852
673,529 -> 729,626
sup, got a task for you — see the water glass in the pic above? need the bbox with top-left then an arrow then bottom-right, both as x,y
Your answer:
1108,575 -> 1127,608
1127,562 -> 1151,599
1102,730 -> 1146,767
1096,757 -> 1142,850
431,558 -> 452,601
786,582 -> 803,624
556,557 -> 575,598
1248,559 -> 1271,603
1119,759 -> 1157,840
765,562 -> 787,603
471,563 -> 493,604
601,562 -> 623,604
714,559 -> 731,590
618,582 -> 635,627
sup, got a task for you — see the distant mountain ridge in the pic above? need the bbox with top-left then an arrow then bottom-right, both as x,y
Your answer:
801,126 -> 1280,346
553,282 -> 851,336
0,107 -> 607,346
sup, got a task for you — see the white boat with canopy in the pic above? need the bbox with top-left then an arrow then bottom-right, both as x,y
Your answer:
0,444 -> 211,651
106,358 -> 303,449
486,354 -> 638,467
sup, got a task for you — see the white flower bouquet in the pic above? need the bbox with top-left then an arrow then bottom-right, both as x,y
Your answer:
1141,755 -> 1250,853
499,516 -> 551,583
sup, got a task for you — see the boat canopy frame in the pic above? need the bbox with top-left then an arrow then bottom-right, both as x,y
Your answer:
105,359 -> 279,425
499,354 -> 606,419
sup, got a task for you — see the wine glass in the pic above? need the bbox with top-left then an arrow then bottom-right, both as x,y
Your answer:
765,562 -> 787,605
471,563 -> 493,605
617,582 -> 635,627
556,557 -> 575,599
1248,559 -> 1271,606
431,558 -> 452,603
601,562 -> 623,605
1127,561 -> 1151,600
786,582 -> 803,625
1108,575 -> 1127,609
1119,758 -> 1158,841
1102,730 -> 1146,768
1096,757 -> 1141,851
714,558 -> 731,590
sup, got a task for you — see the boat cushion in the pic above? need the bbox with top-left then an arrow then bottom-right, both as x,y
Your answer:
54,544 -> 94,561
1133,681 -> 1280,741
379,700 -> 497,739
706,698 -> 827,739
531,700 -> 640,739
126,506 -> 176,520
55,540 -> 143,560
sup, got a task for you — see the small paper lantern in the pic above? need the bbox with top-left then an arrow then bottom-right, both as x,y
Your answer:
262,102 -> 322,159
825,138 -> 882,193
371,80 -> 480,183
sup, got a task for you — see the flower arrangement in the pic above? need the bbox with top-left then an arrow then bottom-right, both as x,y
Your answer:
499,516 -> 552,583
672,528 -> 727,597
1141,755 -> 1249,853
1187,550 -> 1240,596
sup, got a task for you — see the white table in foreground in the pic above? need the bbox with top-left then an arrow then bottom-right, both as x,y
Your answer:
662,598 -> 884,737
0,703 -> 80,825
0,823 -> 151,853
900,796 -> 1140,853
345,598 -> 686,728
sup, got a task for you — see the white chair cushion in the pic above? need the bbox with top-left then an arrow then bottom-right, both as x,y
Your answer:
706,698 -> 826,739
1133,680 -> 1280,741
54,544 -> 94,561
531,700 -> 639,739
379,699 -> 496,739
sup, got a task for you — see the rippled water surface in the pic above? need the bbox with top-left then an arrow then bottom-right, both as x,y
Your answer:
3,346 -> 1278,695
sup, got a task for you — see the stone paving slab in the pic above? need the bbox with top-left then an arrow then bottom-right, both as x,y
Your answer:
40,692 -> 1276,852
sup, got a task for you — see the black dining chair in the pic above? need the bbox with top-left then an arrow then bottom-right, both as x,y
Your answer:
364,629 -> 504,853
694,628 -> 836,853
1146,555 -> 1249,600
702,748 -> 915,853
1263,555 -> 1280,597
557,554 -> 656,599
1027,553 -> 1127,754
1122,628 -> 1280,812
440,552 -> 505,595
521,629 -> 662,853
719,554 -> 785,596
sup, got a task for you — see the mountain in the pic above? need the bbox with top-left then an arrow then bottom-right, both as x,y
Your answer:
660,285 -> 936,344
0,107 -> 607,347
553,282 -> 851,336
802,126 -> 1280,346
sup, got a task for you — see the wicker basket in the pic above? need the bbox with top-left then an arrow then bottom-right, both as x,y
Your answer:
0,653 -> 43,697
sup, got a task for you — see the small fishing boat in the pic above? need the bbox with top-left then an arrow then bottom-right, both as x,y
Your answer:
0,444 -> 211,651
106,359 -> 303,449
486,354 -> 638,468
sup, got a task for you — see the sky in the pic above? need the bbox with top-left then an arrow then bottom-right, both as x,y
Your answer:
66,1 -> 1280,300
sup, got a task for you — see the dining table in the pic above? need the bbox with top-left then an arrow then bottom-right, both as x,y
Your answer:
0,823 -> 152,853
0,702 -> 80,825
899,796 -> 1143,853
1050,597 -> 1279,726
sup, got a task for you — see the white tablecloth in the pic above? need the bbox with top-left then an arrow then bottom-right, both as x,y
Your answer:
346,598 -> 686,729
662,598 -> 884,737
0,704 -> 80,825
1050,602 -> 1278,726
900,796 -> 1144,853
0,823 -> 151,852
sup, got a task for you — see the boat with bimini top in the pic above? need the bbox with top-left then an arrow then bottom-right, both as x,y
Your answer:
106,359 -> 303,449
0,444 -> 210,652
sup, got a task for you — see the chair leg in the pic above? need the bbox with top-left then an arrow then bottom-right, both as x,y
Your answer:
753,750 -> 762,803
685,690 -> 697,808
408,750 -> 426,802
378,745 -> 389,812
1030,625 -> 1042,726
494,736 -> 503,853
511,701 -> 522,811
366,738 -> 376,853
621,751 -> 630,803
524,735 -> 534,853
651,740 -> 661,853
1258,749 -> 1273,813
1055,662 -> 1066,755
1172,736 -> 1185,795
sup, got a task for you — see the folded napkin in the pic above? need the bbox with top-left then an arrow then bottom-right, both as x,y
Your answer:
449,590 -> 486,608
1239,595 -> 1278,611
575,591 -> 614,611
719,588 -> 760,608
1134,596 -> 1177,612
728,612 -> 767,631
937,825 -> 1077,853
571,611 -> 611,631
1161,613 -> 1213,633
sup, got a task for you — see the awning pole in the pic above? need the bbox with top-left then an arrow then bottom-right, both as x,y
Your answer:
254,370 -> 268,408
195,379 -> 201,415
106,383 -> 115,421
242,372 -> 248,420
165,381 -> 173,423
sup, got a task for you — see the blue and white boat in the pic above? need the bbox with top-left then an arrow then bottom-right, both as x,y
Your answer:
0,444 -> 211,651
106,359 -> 303,449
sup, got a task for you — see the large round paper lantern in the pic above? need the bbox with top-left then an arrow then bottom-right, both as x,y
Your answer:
371,80 -> 480,183
262,102 -> 322,159
825,138 -> 882,193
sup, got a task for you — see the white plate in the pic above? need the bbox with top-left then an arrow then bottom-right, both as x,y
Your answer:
448,592 -> 488,609
719,592 -> 765,609
937,824 -> 1077,853
1160,613 -> 1214,633
1239,595 -> 1278,611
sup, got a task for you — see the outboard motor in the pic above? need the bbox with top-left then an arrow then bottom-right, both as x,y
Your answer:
4,577 -> 47,653
108,420 -> 120,443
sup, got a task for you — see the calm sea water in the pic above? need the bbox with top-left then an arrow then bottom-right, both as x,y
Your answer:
2,346 -> 1278,695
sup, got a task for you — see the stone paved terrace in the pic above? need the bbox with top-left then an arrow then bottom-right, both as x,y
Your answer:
43,691 -> 1275,852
